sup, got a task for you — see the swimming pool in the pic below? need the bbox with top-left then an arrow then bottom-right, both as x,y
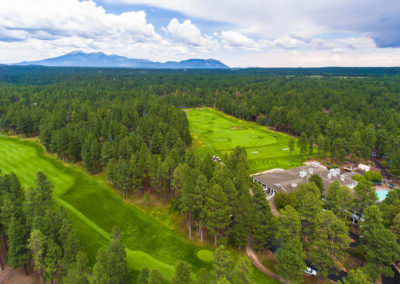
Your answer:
376,190 -> 389,202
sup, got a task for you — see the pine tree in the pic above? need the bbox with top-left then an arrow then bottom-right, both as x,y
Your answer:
101,141 -> 114,167
354,180 -> 377,213
59,208 -> 80,274
91,227 -> 128,283
308,134 -> 314,156
196,268 -> 211,284
317,134 -> 324,160
233,257 -> 252,284
361,205 -> 400,279
6,212 -> 30,273
252,210 -> 277,250
193,174 -> 208,242
89,137 -> 102,173
308,174 -> 324,194
277,205 -> 301,242
64,251 -> 90,284
324,182 -> 354,220
288,139 -> 294,162
148,269 -> 164,284
181,171 -> 196,239
137,268 -> 150,284
275,238 -> 305,284
92,248 -> 110,284
172,260 -> 192,284
108,227 -> 128,283
44,239 -> 62,284
213,246 -> 233,282
28,229 -> 47,284
340,268 -> 369,284
206,184 -> 231,246
298,132 -> 308,161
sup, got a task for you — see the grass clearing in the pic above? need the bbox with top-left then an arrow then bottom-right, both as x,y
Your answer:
0,136 -> 277,283
185,108 -> 304,173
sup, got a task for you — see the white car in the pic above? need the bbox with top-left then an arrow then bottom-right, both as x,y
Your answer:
305,267 -> 317,276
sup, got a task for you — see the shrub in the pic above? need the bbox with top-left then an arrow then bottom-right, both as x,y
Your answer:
274,192 -> 291,209
363,171 -> 382,182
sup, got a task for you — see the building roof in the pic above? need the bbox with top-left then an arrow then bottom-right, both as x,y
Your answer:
253,164 -> 358,194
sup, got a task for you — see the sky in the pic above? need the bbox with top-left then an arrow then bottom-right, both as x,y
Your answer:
0,0 -> 400,67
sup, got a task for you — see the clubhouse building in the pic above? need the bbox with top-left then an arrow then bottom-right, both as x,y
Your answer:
252,162 -> 359,197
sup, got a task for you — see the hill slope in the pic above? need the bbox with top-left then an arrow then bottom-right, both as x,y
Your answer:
15,51 -> 229,69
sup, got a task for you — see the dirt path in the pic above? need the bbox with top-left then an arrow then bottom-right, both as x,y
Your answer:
0,266 -> 40,284
245,196 -> 284,282
268,196 -> 280,216
246,244 -> 283,283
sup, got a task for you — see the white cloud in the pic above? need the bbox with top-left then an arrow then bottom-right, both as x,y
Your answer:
220,31 -> 273,50
0,0 -> 161,42
220,31 -> 256,49
216,48 -> 400,68
112,0 -> 400,47
0,0 -> 181,63
343,37 -> 376,49
164,18 -> 218,50
273,37 -> 305,49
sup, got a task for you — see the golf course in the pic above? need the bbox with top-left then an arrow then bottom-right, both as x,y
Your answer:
0,136 -> 275,283
185,108 -> 303,173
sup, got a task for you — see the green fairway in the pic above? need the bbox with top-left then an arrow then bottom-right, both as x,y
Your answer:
185,108 -> 304,173
0,136 -> 277,283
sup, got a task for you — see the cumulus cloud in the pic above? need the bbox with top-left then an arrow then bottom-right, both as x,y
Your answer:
220,31 -> 256,49
273,37 -> 305,49
0,0 -> 161,43
0,0 -> 182,63
164,18 -> 218,50
113,0 -> 400,48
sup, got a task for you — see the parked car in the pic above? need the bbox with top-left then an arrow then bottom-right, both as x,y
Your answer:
305,267 -> 317,276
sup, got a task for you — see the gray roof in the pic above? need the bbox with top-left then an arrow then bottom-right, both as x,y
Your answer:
253,165 -> 358,194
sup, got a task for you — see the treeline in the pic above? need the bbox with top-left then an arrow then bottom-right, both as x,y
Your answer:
273,174 -> 400,283
0,82 -> 191,175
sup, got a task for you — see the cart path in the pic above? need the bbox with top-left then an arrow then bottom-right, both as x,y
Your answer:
246,239 -> 284,283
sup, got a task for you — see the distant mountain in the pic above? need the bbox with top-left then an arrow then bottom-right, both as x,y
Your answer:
15,51 -> 229,69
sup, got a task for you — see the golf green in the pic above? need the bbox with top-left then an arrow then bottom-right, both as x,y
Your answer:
185,108 -> 303,173
0,136 -> 277,283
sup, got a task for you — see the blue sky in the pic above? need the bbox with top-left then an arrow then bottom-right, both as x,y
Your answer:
0,0 -> 399,67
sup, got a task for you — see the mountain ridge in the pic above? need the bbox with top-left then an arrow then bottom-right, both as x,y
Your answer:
15,51 -> 229,69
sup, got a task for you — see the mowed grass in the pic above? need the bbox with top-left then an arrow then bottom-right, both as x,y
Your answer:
0,136 -> 277,284
185,108 -> 303,173
0,136 -> 207,280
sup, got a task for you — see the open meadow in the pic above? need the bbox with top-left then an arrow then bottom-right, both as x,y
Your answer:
0,136 -> 276,283
185,108 -> 304,173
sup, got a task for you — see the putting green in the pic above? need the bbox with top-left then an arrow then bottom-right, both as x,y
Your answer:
197,250 -> 214,262
0,136 -> 277,283
185,108 -> 304,173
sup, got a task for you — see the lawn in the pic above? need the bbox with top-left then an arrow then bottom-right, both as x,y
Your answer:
0,136 -> 277,283
185,108 -> 304,173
